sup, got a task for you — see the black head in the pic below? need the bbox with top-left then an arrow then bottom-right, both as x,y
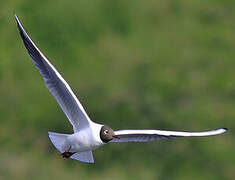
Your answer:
100,125 -> 119,143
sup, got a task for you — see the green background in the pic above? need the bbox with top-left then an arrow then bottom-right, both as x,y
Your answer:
0,0 -> 234,179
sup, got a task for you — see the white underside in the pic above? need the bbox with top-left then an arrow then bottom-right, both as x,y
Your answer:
48,123 -> 104,163
66,123 -> 104,152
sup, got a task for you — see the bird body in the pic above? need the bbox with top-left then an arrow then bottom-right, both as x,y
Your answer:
15,14 -> 227,164
67,123 -> 104,152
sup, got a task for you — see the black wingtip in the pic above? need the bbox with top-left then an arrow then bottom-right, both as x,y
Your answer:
14,14 -> 28,43
222,128 -> 228,131
14,13 -> 18,20
14,14 -> 21,28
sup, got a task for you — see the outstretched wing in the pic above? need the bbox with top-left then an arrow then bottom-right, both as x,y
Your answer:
111,128 -> 227,143
15,15 -> 92,132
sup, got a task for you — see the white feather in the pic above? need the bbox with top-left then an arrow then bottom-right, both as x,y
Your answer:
70,151 -> 94,163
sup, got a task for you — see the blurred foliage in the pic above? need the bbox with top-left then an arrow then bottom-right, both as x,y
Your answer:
0,0 -> 234,179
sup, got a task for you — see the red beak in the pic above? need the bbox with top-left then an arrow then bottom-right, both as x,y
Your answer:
112,135 -> 120,139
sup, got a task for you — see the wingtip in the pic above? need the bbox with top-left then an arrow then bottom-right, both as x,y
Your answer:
217,128 -> 228,134
14,14 -> 27,40
221,127 -> 228,132
14,13 -> 18,21
14,13 -> 21,27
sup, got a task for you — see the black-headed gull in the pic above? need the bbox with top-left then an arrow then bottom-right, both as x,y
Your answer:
15,15 -> 227,164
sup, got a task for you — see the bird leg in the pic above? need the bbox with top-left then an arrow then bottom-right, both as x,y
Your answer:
61,146 -> 75,158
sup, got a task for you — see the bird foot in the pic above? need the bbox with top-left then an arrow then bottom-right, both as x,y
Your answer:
61,146 -> 75,158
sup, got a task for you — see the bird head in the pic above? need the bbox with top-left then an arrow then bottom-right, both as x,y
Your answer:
100,125 -> 119,143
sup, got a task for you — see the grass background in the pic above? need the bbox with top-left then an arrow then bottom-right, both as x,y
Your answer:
0,0 -> 234,179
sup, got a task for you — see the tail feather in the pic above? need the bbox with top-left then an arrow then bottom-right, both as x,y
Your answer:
48,132 -> 95,163
70,151 -> 94,163
48,131 -> 69,153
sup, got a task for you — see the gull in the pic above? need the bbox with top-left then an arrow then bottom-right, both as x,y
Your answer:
15,14 -> 227,163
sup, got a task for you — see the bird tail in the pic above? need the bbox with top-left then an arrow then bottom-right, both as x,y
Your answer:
48,132 -> 69,153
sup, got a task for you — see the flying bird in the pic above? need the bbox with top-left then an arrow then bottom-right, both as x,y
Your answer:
15,15 -> 227,163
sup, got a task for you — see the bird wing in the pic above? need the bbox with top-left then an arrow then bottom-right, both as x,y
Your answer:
15,15 -> 92,132
111,128 -> 227,142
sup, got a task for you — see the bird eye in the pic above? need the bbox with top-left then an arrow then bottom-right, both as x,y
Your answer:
104,130 -> 109,134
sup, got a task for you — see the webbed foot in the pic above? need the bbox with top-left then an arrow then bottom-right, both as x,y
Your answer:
61,146 -> 75,158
